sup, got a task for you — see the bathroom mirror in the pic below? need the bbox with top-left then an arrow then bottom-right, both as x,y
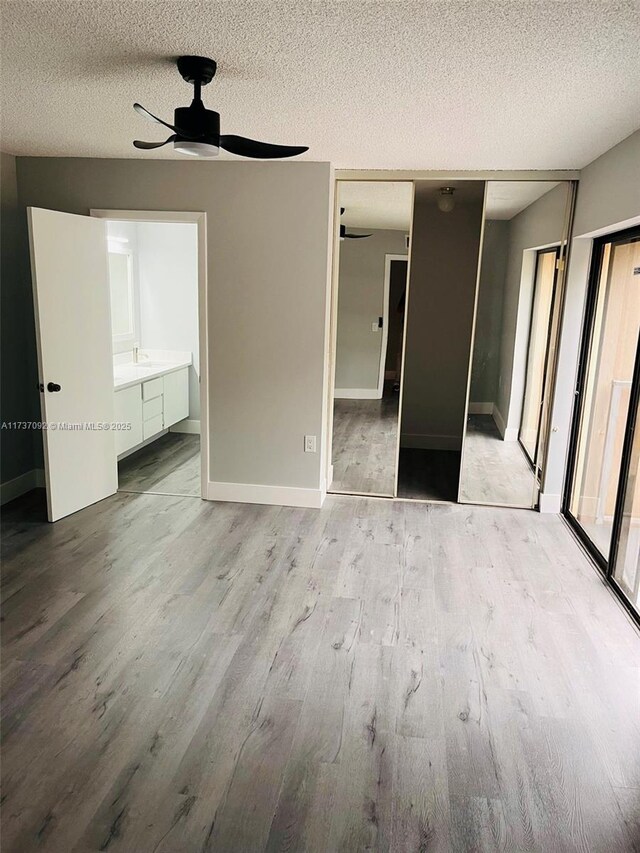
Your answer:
108,250 -> 135,340
458,180 -> 573,507
330,180 -> 413,495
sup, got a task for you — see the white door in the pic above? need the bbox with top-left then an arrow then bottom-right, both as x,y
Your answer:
28,207 -> 117,521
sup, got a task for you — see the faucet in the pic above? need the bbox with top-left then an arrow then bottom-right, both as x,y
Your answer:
133,342 -> 140,364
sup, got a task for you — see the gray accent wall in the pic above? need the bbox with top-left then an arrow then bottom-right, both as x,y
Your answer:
334,228 -> 407,393
12,158 -> 333,494
401,180 -> 485,450
0,152 -> 40,485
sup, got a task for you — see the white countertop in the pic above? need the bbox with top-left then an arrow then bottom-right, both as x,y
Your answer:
113,358 -> 191,391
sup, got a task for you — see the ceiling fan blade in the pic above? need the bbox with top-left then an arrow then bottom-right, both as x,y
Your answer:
346,233 -> 373,239
220,135 -> 308,159
133,103 -> 189,135
133,135 -> 177,149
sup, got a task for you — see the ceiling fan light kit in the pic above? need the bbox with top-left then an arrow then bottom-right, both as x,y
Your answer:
133,55 -> 308,160
437,186 -> 456,213
174,140 -> 220,157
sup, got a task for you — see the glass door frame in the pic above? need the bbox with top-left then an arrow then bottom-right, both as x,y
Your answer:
563,224 -> 640,626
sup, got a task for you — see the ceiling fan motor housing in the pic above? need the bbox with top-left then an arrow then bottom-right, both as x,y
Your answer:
177,55 -> 217,86
174,106 -> 220,141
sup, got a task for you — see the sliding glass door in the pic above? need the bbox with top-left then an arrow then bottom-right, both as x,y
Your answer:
611,360 -> 640,613
565,226 -> 640,619
519,247 -> 559,467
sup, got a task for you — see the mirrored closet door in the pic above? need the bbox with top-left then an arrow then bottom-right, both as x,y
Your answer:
397,180 -> 486,502
458,180 -> 574,508
329,181 -> 413,496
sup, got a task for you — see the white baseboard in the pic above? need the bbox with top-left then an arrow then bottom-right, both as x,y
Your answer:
468,402 -> 494,415
1,468 -> 45,506
491,405 -> 517,440
576,494 -> 598,520
170,418 -> 201,435
469,404 -> 517,442
334,388 -> 381,400
400,433 -> 461,451
539,492 -> 562,514
206,480 -> 326,508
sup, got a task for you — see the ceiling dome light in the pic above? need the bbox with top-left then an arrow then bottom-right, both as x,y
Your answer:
437,186 -> 456,213
173,139 -> 220,158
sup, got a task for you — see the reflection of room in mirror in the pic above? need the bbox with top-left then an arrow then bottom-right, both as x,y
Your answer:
398,180 -> 486,502
330,181 -> 412,496
459,181 -> 570,508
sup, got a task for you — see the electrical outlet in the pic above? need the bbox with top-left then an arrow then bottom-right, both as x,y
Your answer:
304,435 -> 317,453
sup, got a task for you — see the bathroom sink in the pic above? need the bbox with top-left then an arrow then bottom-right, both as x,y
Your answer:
135,361 -> 173,369
113,359 -> 191,387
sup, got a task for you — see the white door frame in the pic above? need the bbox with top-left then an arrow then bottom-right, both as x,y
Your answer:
378,254 -> 409,397
90,209 -> 208,500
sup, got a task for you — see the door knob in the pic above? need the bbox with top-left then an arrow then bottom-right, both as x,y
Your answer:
47,382 -> 61,392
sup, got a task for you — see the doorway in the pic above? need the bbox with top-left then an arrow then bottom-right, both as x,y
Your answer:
564,225 -> 640,620
27,206 -> 207,522
102,217 -> 201,498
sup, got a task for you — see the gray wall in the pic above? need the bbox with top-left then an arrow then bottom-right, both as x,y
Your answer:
497,183 -> 570,433
13,158 -> 333,493
0,152 -> 40,485
470,219 -> 509,404
401,180 -> 485,450
335,228 -> 407,393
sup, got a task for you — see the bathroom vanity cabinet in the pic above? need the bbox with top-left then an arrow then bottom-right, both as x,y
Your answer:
114,365 -> 189,457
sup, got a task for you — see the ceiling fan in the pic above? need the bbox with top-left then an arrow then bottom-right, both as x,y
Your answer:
133,55 -> 309,159
340,208 -> 372,240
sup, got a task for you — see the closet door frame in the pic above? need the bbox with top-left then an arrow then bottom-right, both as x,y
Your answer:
325,173 -> 579,505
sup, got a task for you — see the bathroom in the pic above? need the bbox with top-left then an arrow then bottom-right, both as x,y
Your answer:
106,218 -> 201,496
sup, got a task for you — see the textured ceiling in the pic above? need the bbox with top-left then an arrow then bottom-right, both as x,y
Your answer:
339,180 -> 564,228
339,182 -> 413,230
485,181 -> 560,220
1,1 -> 639,168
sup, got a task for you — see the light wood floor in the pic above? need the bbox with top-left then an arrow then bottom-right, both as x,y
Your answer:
331,389 -> 399,495
118,433 -> 200,496
460,415 -> 536,507
2,491 -> 640,852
